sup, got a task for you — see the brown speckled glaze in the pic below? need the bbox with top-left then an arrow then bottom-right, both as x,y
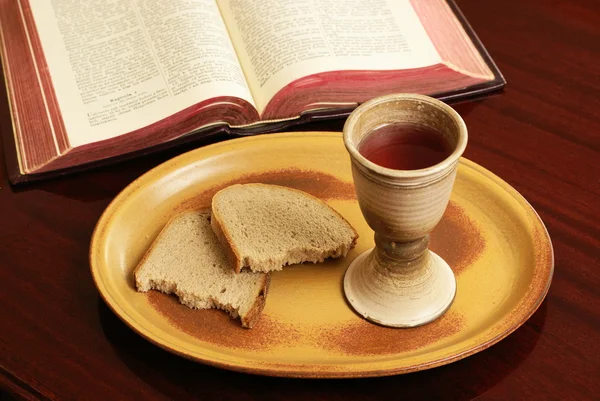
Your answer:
176,168 -> 356,212
147,292 -> 301,350
90,131 -> 554,378
319,311 -> 466,356
431,201 -> 486,275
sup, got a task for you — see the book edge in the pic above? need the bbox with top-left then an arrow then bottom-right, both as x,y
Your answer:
0,20 -> 26,179
17,0 -> 61,157
445,0 -> 507,88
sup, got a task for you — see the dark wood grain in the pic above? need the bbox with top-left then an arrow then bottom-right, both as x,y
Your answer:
1,0 -> 600,399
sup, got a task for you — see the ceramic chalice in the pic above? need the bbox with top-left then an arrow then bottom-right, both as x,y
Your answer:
343,93 -> 468,328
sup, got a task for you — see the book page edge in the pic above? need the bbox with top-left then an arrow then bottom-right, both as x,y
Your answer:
0,14 -> 26,175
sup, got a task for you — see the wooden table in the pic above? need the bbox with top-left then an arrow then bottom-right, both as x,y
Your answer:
1,0 -> 599,399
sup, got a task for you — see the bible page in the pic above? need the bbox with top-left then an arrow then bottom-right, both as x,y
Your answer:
217,0 -> 441,115
28,0 -> 254,147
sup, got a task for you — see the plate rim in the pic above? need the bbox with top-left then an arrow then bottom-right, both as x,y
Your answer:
90,131 -> 554,378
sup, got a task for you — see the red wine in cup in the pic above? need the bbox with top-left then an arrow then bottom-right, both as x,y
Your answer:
358,123 -> 453,170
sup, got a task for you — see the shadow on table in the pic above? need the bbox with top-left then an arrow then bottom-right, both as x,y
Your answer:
98,298 -> 546,401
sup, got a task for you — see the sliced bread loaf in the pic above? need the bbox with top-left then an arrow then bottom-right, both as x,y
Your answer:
211,183 -> 358,273
134,209 -> 270,328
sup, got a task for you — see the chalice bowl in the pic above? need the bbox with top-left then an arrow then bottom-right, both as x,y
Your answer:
343,94 -> 468,327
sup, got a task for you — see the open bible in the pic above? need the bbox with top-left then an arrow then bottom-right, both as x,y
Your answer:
0,0 -> 505,183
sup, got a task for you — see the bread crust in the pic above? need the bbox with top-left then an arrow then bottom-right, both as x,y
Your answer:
241,273 -> 271,328
210,208 -> 244,273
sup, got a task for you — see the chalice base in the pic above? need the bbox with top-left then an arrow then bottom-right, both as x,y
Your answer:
343,249 -> 456,328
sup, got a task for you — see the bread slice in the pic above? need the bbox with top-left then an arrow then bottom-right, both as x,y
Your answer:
134,210 -> 270,328
211,183 -> 358,273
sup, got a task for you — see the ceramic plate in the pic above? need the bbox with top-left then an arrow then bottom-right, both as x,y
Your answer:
90,132 -> 553,378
